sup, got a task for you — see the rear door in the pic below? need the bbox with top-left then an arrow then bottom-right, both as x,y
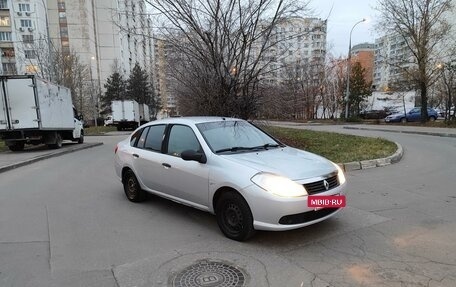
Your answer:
5,78 -> 39,129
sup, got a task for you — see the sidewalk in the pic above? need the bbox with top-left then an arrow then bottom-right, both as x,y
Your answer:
343,124 -> 456,138
0,142 -> 103,173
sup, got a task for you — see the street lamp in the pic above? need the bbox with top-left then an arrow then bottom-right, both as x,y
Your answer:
90,56 -> 97,127
345,18 -> 366,119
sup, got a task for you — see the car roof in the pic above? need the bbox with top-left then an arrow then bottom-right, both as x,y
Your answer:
147,116 -> 243,126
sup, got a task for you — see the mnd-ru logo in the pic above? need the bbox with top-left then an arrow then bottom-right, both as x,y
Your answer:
308,195 -> 346,208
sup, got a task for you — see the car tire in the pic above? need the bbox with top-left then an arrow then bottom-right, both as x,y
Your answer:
123,170 -> 146,202
8,141 -> 25,152
78,131 -> 84,144
216,192 -> 255,241
429,116 -> 436,122
400,118 -> 407,123
48,133 -> 63,149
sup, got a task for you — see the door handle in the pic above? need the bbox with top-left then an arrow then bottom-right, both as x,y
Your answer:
132,154 -> 139,158
162,163 -> 171,169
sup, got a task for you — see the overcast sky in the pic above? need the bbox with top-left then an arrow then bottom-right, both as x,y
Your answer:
310,0 -> 379,57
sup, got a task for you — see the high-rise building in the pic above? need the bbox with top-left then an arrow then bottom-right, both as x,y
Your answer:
0,0 -> 49,75
351,42 -> 374,85
373,34 -> 413,91
259,17 -> 327,84
0,0 -> 153,91
47,0 -> 153,89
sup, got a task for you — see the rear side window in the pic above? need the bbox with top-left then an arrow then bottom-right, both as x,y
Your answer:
130,129 -> 142,146
144,125 -> 166,151
136,127 -> 150,149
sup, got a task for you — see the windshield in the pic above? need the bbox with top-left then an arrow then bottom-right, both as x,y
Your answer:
196,121 -> 281,153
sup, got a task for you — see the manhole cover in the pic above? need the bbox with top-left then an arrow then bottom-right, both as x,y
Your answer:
172,260 -> 246,287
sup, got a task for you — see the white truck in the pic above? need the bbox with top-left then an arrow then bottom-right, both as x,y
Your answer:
111,100 -> 150,130
0,75 -> 84,151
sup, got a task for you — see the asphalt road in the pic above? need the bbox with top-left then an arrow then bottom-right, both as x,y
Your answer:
1,129 -> 455,287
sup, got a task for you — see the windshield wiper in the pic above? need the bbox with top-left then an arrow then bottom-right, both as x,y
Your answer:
215,146 -> 256,153
252,143 -> 284,150
215,143 -> 284,154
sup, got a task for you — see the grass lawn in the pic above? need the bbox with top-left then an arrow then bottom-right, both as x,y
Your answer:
84,126 -> 117,135
264,126 -> 397,163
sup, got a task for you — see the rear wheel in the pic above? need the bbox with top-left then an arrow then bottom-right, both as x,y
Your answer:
48,133 -> 63,149
8,141 -> 25,152
216,192 -> 255,241
123,170 -> 146,202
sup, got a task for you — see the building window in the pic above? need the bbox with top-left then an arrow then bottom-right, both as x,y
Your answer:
19,3 -> 31,12
58,2 -> 65,10
2,48 -> 15,57
2,63 -> 17,74
22,34 -> 34,43
21,19 -> 32,27
0,0 -> 7,9
26,65 -> 39,73
24,50 -> 36,59
0,16 -> 10,26
0,31 -> 12,41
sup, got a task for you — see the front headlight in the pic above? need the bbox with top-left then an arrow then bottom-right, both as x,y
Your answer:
333,163 -> 346,185
251,172 -> 308,197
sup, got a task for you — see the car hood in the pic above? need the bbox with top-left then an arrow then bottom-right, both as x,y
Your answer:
220,147 -> 337,181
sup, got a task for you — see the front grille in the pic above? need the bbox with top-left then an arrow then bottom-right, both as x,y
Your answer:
279,208 -> 340,225
303,174 -> 339,195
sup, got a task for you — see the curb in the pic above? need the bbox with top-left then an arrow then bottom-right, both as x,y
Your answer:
338,141 -> 403,172
343,126 -> 456,138
0,142 -> 103,174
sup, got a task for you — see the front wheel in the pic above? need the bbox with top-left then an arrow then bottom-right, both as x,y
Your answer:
78,130 -> 84,144
400,117 -> 407,123
428,116 -> 436,122
216,192 -> 255,241
123,170 -> 146,202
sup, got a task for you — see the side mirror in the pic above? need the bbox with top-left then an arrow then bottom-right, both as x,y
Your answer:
181,149 -> 207,164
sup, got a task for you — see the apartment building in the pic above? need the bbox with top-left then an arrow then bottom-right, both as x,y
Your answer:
0,0 -> 48,75
373,34 -> 413,91
259,17 -> 327,84
0,0 -> 153,91
47,0 -> 153,89
351,42 -> 374,85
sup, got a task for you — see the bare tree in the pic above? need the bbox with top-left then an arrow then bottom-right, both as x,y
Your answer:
375,0 -> 453,122
14,39 -> 91,119
147,0 -> 310,119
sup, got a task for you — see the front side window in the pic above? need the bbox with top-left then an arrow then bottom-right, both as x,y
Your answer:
167,125 -> 201,157
197,121 -> 279,153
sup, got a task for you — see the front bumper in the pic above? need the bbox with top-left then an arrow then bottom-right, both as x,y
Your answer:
241,182 -> 346,231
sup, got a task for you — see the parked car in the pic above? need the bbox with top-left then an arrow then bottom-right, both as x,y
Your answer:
114,117 -> 347,241
384,107 -> 438,123
359,109 -> 389,119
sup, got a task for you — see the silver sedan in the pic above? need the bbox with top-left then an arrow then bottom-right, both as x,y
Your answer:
114,117 -> 347,241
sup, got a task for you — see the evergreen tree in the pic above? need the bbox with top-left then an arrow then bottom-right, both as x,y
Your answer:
349,62 -> 372,116
126,62 -> 160,117
101,71 -> 127,114
126,63 -> 150,104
